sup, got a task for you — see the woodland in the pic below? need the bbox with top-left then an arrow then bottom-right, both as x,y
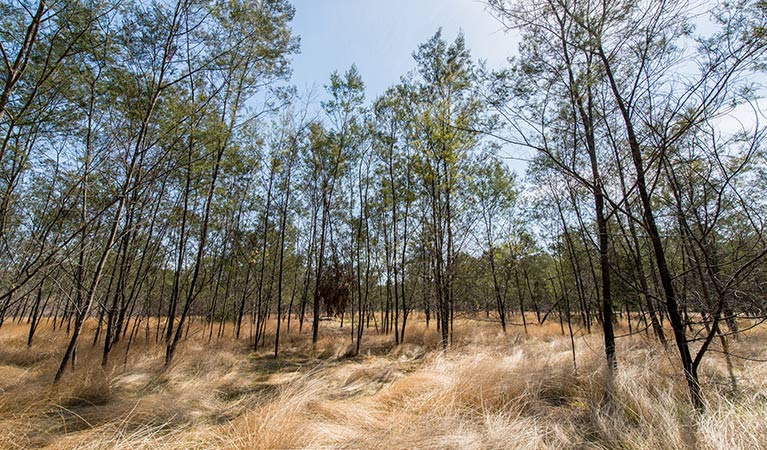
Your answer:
1,0 -> 767,448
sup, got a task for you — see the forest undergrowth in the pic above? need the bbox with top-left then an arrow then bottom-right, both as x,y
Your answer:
1,316 -> 766,449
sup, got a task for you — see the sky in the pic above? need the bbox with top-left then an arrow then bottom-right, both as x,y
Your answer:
284,1 -> 766,178
286,0 -> 527,172
288,0 -> 518,100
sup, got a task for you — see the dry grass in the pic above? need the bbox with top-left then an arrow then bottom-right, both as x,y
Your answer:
0,315 -> 765,449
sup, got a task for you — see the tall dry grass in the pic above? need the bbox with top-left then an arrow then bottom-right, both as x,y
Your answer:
0,315 -> 765,449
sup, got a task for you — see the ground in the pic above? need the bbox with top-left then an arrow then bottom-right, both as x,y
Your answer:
0,315 -> 766,449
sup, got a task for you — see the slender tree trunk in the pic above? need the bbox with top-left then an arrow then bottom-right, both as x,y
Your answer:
597,45 -> 699,407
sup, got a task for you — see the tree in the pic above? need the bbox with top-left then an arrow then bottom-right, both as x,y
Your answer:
486,0 -> 619,368
165,0 -> 297,367
410,30 -> 485,347
487,0 -> 767,407
468,149 -> 518,332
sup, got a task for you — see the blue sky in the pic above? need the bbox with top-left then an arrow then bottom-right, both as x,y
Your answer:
286,1 -> 529,173
288,0 -> 519,99
285,2 -> 767,178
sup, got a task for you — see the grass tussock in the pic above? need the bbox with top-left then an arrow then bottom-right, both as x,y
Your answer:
0,316 -> 766,449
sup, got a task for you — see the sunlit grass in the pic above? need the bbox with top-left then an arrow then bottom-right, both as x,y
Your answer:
0,315 -> 765,449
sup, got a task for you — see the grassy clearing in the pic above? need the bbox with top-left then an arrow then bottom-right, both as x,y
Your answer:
0,316 -> 765,449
